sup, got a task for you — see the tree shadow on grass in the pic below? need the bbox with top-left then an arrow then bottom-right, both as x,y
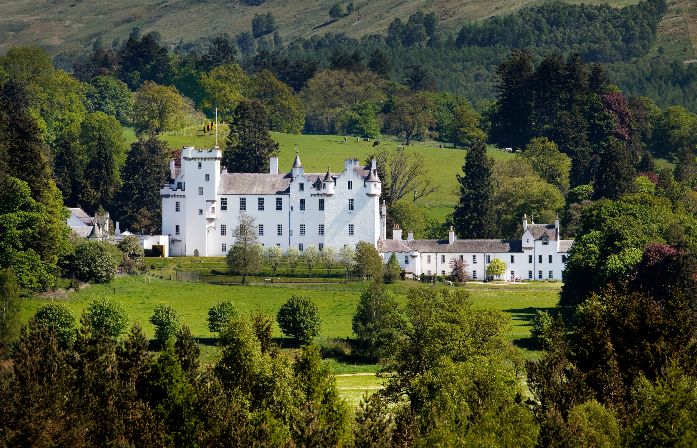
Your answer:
504,306 -> 558,325
513,336 -> 539,351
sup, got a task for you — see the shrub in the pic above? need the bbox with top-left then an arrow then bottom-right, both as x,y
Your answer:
384,253 -> 401,283
149,305 -> 180,347
207,301 -> 239,333
84,298 -> 129,339
530,310 -> 554,349
276,296 -> 321,344
117,236 -> 144,273
72,241 -> 120,283
486,258 -> 507,279
32,303 -> 76,347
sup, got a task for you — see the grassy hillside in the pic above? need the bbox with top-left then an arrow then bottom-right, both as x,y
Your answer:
0,0 -> 641,55
125,126 -> 515,221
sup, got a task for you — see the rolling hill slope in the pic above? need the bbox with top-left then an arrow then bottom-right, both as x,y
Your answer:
1,0 -> 642,55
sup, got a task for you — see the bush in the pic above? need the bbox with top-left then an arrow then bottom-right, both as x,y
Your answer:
117,236 -> 144,273
384,253 -> 401,283
276,295 -> 321,344
207,301 -> 238,333
72,241 -> 120,283
32,303 -> 76,347
530,310 -> 554,349
149,305 -> 180,347
84,298 -> 129,339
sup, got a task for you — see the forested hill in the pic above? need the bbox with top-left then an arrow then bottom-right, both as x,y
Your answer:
0,0 -> 662,55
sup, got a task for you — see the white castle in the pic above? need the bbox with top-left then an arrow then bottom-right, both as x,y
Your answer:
161,147 -> 572,280
160,147 -> 384,256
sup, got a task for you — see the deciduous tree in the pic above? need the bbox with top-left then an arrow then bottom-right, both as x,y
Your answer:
226,214 -> 263,284
277,296 -> 321,344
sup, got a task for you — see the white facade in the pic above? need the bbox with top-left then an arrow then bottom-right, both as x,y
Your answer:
160,147 -> 383,256
380,217 -> 573,281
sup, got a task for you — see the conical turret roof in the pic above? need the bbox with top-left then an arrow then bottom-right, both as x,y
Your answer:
367,168 -> 380,182
323,167 -> 332,182
293,151 -> 302,168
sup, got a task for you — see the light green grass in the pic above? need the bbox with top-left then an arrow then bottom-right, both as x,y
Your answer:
21,275 -> 558,349
335,373 -> 388,408
128,127 -> 515,221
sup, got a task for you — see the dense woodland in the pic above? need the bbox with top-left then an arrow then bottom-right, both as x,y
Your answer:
0,0 -> 696,445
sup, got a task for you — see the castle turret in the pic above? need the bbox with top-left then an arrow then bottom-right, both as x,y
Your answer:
322,167 -> 335,195
365,158 -> 381,196
291,151 -> 304,178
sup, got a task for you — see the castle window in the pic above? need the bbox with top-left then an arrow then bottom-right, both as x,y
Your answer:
511,255 -> 515,263
220,198 -> 227,211
198,187 -> 203,195
319,199 -> 325,211
175,201 -> 180,212
348,181 -> 353,190
222,243 -> 227,252
175,225 -> 180,235
427,255 -> 431,263
258,224 -> 264,236
539,255 -> 543,264
220,225 -> 226,236
549,270 -> 553,279
299,243 -> 304,252
198,162 -> 202,169
348,199 -> 354,211
472,270 -> 477,280
198,209 -> 203,215
300,199 -> 305,211
542,238 -> 549,245
549,255 -> 553,263
240,197 -> 246,211
300,224 -> 306,236
441,255 -> 445,263
538,270 -> 543,279
562,255 -> 568,263
472,255 -> 477,264
277,224 -> 282,236
529,255 -> 533,263
348,224 -> 354,236
528,271 -> 533,279
319,243 -> 324,251
205,174 -> 210,182
258,198 -> 264,211
276,197 -> 282,211
318,224 -> 324,236
486,255 -> 491,263
299,183 -> 304,191
511,270 -> 515,279
404,256 -> 409,265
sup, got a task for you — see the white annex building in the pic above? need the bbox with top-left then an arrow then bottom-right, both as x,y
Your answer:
160,147 -> 384,256
379,217 -> 573,281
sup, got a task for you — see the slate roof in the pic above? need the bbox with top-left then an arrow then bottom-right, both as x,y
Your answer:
406,239 -> 523,254
378,238 -> 413,253
559,240 -> 574,252
67,207 -> 94,226
218,173 -> 291,195
526,224 -> 559,241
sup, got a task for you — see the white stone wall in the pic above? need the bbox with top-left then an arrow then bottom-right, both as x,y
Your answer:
162,150 -> 381,256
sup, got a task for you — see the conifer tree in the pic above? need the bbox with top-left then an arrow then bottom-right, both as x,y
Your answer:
592,138 -> 636,200
452,139 -> 494,238
489,50 -> 534,149
223,99 -> 279,173
115,136 -> 168,233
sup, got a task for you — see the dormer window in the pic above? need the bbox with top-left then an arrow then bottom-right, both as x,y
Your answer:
542,237 -> 549,246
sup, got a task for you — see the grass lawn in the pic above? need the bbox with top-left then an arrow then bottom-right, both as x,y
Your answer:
124,127 -> 514,221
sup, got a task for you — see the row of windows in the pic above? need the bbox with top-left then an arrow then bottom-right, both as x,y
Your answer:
217,223 -> 349,237
422,254 -> 567,265
175,197 -> 356,214
297,181 -> 353,191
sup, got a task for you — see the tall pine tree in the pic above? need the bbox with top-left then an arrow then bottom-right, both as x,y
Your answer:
452,140 -> 495,238
593,138 -> 636,200
115,136 -> 168,233
223,99 -> 279,173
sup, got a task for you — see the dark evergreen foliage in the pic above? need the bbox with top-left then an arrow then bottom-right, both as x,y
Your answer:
222,99 -> 279,173
452,140 -> 494,238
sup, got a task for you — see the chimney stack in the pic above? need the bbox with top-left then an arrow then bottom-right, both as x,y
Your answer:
448,226 -> 456,245
523,214 -> 528,231
269,157 -> 279,174
393,224 -> 402,241
407,231 -> 414,242
554,215 -> 560,230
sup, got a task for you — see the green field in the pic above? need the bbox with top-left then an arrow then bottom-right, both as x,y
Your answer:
125,127 -> 515,221
22,275 -> 558,350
